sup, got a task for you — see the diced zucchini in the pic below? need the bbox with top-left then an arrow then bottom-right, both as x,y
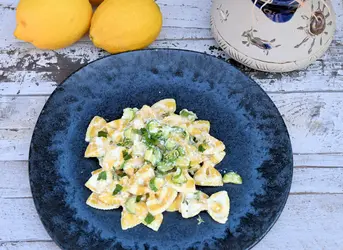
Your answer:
125,196 -> 137,214
161,126 -> 172,138
172,168 -> 187,184
165,139 -> 177,150
124,128 -> 133,139
152,148 -> 162,164
175,157 -> 190,167
172,127 -> 190,141
147,120 -> 161,134
149,177 -> 158,192
145,147 -> 162,166
163,149 -> 179,162
173,167 -> 182,178
155,169 -> 167,178
157,162 -> 175,173
144,148 -> 154,162
180,109 -> 197,121
177,147 -> 185,156
223,172 -> 243,184
122,108 -> 137,121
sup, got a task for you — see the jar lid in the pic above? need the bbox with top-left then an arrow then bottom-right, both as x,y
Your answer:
211,0 -> 336,72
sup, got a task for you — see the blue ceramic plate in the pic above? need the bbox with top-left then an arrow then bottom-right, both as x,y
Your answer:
29,49 -> 293,250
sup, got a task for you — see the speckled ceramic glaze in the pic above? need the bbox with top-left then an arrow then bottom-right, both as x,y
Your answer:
211,0 -> 336,72
29,49 -> 293,250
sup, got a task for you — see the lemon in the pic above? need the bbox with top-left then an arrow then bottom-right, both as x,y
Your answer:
14,0 -> 93,50
90,0 -> 162,54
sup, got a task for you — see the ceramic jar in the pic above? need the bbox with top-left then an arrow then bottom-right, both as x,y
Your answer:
211,0 -> 336,72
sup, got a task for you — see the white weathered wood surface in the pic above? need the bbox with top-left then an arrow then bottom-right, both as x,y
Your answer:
0,0 -> 342,249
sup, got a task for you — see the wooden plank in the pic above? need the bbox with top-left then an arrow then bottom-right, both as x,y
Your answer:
0,40 -> 342,96
0,241 -> 59,250
270,92 -> 343,154
0,97 -> 47,129
1,160 -> 342,199
0,129 -> 31,161
1,92 -> 343,155
0,198 -> 51,242
293,154 -> 343,167
0,194 -> 342,249
291,168 -> 343,194
254,194 -> 343,250
0,0 -> 342,95
0,161 -> 31,198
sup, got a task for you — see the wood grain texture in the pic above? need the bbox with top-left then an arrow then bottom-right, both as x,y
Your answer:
0,195 -> 342,249
1,92 -> 342,159
0,41 -> 342,96
0,242 -> 59,250
1,161 -> 342,199
0,0 -> 341,95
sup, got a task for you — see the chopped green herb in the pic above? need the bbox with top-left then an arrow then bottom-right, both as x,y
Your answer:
198,144 -> 206,152
149,177 -> 158,192
112,168 -> 119,181
140,128 -> 159,145
112,184 -> 123,195
132,128 -> 141,134
144,213 -> 155,224
117,171 -> 127,178
136,195 -> 143,202
118,161 -> 125,170
139,127 -> 148,136
97,131 -> 108,138
123,150 -> 132,161
197,215 -> 204,225
117,138 -> 133,147
191,136 -> 198,144
97,171 -> 107,181
194,191 -> 200,201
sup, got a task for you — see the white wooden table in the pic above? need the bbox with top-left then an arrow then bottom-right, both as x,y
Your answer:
0,0 -> 342,249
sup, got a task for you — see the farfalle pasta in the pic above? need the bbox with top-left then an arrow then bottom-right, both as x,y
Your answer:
84,99 -> 241,231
